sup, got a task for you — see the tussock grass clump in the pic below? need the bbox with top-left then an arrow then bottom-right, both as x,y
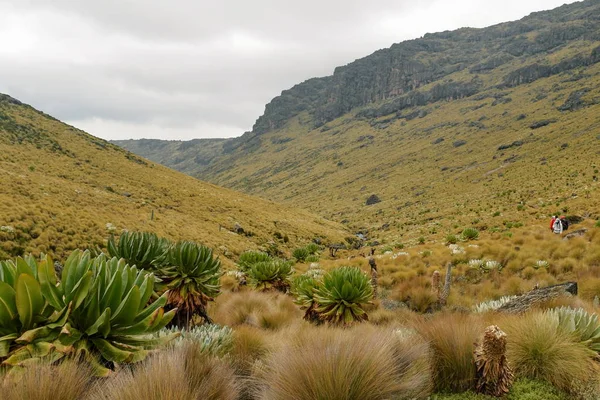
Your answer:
88,342 -> 239,400
212,291 -> 301,329
257,326 -> 432,400
505,312 -> 597,393
1,359 -> 91,400
416,314 -> 480,393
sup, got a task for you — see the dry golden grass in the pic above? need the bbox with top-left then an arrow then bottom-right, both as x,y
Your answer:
1,359 -> 91,400
256,325 -> 432,400
87,342 -> 239,400
504,312 -> 598,394
0,97 -> 347,264
415,313 -> 482,393
211,290 -> 302,330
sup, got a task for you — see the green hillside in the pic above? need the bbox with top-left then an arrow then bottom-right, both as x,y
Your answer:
0,94 -> 348,263
116,0 -> 600,245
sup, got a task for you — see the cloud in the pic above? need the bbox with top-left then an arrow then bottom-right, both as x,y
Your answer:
0,0 -> 578,140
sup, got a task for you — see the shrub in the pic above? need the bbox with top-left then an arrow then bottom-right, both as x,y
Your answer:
446,234 -> 458,244
462,228 -> 480,241
159,241 -> 221,327
1,359 -> 91,400
257,326 -> 432,400
236,251 -> 272,273
305,243 -> 320,255
305,254 -> 319,263
313,266 -> 373,325
247,260 -> 293,292
506,312 -> 596,392
416,314 -> 480,392
107,231 -> 169,270
292,247 -> 310,262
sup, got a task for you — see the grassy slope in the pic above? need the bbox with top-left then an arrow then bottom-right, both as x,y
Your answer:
197,44 -> 600,245
114,6 -> 600,247
0,95 -> 347,263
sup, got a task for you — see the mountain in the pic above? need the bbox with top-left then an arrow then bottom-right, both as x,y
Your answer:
115,0 -> 600,244
0,94 -> 348,262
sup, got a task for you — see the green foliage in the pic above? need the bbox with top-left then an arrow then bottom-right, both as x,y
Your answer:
291,275 -> 319,321
462,228 -> 480,241
107,231 -> 169,270
160,241 -> 222,327
0,251 -> 177,376
596,220 -> 600,228
418,236 -> 426,244
247,260 -> 293,292
445,234 -> 458,244
304,243 -> 320,255
313,266 -> 373,325
292,247 -> 310,262
305,254 -> 320,263
158,324 -> 233,356
549,307 -> 600,352
236,251 -> 272,273
431,379 -> 569,400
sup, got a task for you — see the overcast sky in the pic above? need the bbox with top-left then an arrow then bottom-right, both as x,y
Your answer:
0,0 -> 578,141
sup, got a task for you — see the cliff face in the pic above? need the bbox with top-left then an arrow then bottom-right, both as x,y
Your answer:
252,0 -> 600,133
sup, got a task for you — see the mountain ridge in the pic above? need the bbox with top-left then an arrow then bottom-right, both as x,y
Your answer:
114,0 -> 600,245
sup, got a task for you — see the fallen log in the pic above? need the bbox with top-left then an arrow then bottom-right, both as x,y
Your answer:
497,282 -> 577,314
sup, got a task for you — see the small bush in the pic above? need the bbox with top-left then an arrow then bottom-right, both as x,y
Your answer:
237,251 -> 272,273
462,228 -> 480,241
292,247 -> 310,262
446,234 -> 458,244
304,243 -> 320,255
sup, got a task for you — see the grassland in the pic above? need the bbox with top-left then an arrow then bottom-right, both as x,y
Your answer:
198,53 -> 600,248
0,94 -> 348,264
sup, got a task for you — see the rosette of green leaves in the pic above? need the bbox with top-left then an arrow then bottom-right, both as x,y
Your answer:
236,251 -> 272,273
0,255 -> 68,364
313,266 -> 373,325
291,275 -> 320,321
551,307 -> 600,353
1,250 -> 177,376
159,241 -> 221,327
292,247 -> 310,263
247,259 -> 293,291
107,231 -> 170,270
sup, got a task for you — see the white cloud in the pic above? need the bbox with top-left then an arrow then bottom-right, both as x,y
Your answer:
0,0 -> 580,140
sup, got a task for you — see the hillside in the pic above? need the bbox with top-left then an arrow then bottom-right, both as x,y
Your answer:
0,93 -> 348,262
115,0 -> 600,245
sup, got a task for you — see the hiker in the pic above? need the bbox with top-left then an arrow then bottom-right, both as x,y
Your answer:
552,216 -> 563,234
